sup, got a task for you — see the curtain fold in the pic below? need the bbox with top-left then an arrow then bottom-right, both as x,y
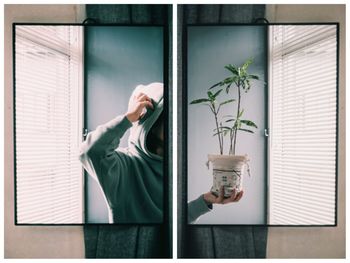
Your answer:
84,4 -> 171,258
178,4 -> 267,258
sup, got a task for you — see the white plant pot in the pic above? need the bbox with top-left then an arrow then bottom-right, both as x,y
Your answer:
207,154 -> 249,197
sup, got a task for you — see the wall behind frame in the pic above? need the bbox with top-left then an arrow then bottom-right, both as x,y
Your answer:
265,4 -> 345,259
4,4 -> 85,258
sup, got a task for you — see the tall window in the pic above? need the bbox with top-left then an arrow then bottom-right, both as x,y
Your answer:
15,26 -> 84,224
269,25 -> 337,225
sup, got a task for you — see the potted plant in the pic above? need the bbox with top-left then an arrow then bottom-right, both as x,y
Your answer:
190,58 -> 260,197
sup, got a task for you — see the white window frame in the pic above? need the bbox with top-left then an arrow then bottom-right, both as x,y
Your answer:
14,25 -> 85,224
267,24 -> 338,226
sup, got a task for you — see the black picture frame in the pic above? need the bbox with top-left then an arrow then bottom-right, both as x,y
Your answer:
13,22 -> 170,227
183,23 -> 339,227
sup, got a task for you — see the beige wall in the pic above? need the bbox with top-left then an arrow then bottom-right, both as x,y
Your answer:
4,5 -> 86,258
4,3 -> 346,259
266,4 -> 346,258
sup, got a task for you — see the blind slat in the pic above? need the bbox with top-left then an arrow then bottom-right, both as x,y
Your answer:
15,25 -> 84,224
269,25 -> 337,225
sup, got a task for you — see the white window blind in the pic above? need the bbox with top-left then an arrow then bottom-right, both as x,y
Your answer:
15,26 -> 84,224
268,25 -> 337,225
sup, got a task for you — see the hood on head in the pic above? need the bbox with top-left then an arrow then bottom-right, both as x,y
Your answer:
128,82 -> 163,160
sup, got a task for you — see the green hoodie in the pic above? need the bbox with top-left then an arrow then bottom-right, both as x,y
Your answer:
79,82 -> 163,223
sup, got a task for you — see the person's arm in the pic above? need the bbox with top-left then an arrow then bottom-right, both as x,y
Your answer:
79,92 -> 153,202
188,187 -> 244,224
79,115 -> 134,211
79,115 -> 132,182
188,195 -> 213,224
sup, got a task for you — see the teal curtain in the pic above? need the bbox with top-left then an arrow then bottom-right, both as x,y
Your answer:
84,4 -> 172,258
178,4 -> 268,258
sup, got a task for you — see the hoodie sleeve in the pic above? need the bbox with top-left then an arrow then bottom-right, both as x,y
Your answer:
79,115 -> 132,200
188,195 -> 212,224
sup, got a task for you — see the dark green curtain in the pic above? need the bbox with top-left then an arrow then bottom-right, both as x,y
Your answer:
178,4 -> 268,258
84,4 -> 172,258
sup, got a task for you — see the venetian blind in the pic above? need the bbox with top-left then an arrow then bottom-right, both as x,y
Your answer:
15,26 -> 84,224
269,25 -> 337,225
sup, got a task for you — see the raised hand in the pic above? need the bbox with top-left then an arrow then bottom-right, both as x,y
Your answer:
126,93 -> 154,123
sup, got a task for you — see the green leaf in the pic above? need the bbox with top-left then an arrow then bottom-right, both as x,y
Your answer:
238,109 -> 244,118
224,64 -> 239,75
227,76 -> 241,93
213,129 -> 230,137
222,77 -> 234,85
213,131 -> 223,136
213,89 -> 223,98
207,91 -> 215,101
240,72 -> 248,80
219,99 -> 235,107
239,128 -> 254,133
233,76 -> 240,84
248,74 -> 259,80
209,82 -> 222,90
242,79 -> 251,93
190,98 -> 211,104
242,58 -> 253,70
226,84 -> 230,94
213,126 -> 231,132
213,131 -> 229,137
241,120 -> 258,128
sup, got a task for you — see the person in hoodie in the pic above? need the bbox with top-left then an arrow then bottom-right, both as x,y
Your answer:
79,82 -> 163,224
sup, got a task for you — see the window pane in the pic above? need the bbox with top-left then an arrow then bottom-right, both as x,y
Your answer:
269,25 -> 337,225
15,26 -> 84,224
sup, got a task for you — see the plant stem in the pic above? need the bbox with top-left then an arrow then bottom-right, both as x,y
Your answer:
232,129 -> 237,155
220,122 -> 224,154
232,82 -> 241,155
212,104 -> 223,155
229,129 -> 233,155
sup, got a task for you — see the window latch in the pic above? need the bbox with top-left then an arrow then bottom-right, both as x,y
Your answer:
83,128 -> 89,139
264,128 -> 269,137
